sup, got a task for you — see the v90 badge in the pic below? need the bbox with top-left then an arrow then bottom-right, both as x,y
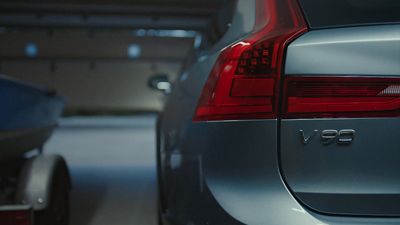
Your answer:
300,129 -> 355,145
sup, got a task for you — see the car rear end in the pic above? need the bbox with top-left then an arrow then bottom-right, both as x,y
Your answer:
187,0 -> 400,224
159,0 -> 400,224
282,0 -> 400,219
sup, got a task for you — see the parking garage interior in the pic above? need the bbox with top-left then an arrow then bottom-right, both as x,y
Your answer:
0,0 -> 229,224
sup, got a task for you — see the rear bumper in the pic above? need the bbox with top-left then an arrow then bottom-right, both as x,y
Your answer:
173,120 -> 400,225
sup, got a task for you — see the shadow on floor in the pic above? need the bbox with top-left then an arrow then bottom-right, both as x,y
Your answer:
45,116 -> 158,225
69,166 -> 157,225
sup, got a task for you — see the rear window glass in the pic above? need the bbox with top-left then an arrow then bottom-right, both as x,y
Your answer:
298,0 -> 400,29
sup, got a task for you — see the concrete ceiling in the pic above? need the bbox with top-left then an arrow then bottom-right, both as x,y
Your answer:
0,0 -> 226,30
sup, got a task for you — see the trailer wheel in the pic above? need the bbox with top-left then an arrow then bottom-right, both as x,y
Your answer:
34,167 -> 70,225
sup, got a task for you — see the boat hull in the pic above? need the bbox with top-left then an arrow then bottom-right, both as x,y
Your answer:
0,76 -> 65,159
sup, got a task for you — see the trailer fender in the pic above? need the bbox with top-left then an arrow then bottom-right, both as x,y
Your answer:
16,154 -> 71,211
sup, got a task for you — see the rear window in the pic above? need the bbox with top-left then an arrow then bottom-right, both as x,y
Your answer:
298,0 -> 400,29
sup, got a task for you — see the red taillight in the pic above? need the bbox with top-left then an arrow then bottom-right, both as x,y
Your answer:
282,76 -> 400,118
193,0 -> 307,121
193,0 -> 400,121
0,210 -> 32,225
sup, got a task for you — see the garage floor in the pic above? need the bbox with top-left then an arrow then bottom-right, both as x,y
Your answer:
45,115 -> 158,225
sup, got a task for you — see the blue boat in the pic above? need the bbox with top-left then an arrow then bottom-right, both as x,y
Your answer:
0,75 -> 65,160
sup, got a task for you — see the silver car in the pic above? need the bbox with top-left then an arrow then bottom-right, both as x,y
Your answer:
157,0 -> 400,224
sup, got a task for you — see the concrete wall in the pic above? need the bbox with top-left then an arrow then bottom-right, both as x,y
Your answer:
0,29 -> 194,112
2,61 -> 181,111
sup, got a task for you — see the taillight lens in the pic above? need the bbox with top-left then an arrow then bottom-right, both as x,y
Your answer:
193,0 -> 307,121
283,76 -> 400,118
0,210 -> 32,225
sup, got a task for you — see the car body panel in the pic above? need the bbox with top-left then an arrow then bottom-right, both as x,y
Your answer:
282,24 -> 400,216
281,118 -> 400,216
162,119 -> 400,224
285,24 -> 400,76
